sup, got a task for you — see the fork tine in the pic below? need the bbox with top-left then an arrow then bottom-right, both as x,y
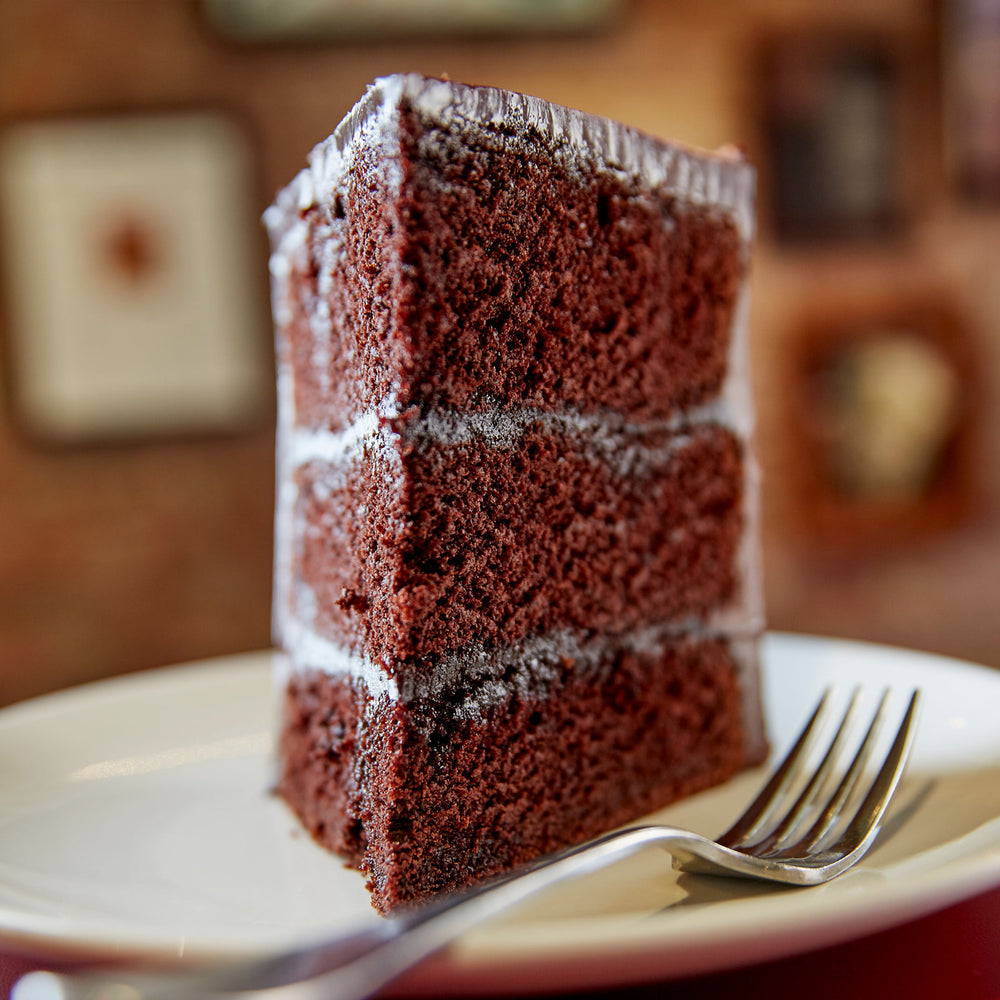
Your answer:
787,689 -> 892,855
746,687 -> 862,854
823,689 -> 921,858
719,688 -> 832,848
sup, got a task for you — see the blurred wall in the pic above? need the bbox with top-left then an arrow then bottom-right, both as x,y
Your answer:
0,0 -> 997,706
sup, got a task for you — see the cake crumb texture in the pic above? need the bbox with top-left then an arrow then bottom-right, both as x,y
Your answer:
268,75 -> 765,912
280,636 -> 747,912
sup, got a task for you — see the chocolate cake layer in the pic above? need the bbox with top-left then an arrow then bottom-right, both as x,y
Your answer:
291,418 -> 747,666
279,631 -> 757,912
269,77 -> 751,433
277,667 -> 366,866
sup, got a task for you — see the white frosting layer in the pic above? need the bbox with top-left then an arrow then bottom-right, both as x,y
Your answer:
283,619 -> 767,757
283,617 -> 400,702
290,392 -> 744,467
287,617 -> 747,709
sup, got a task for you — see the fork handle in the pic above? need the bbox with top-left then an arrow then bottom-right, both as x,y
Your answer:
14,826 -> 687,1000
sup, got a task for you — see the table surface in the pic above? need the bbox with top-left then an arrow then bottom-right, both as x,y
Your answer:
3,883 -> 999,1000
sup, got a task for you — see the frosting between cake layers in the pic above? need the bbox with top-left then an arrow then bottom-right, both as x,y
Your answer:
283,611 -> 760,714
289,393 -> 745,469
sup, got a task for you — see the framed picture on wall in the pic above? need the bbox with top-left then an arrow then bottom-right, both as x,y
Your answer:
787,296 -> 977,549
201,0 -> 621,41
943,0 -> 1000,204
0,111 -> 269,444
758,34 -> 907,244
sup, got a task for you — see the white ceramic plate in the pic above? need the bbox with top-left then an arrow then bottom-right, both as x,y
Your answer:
1,634 -> 999,994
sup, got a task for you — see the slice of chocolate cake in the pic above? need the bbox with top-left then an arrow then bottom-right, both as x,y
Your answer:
265,74 -> 766,913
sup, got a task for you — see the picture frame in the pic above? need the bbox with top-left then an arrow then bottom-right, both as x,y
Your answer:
201,0 -> 621,42
757,33 -> 908,244
0,110 -> 269,445
785,296 -> 977,549
942,0 -> 1000,204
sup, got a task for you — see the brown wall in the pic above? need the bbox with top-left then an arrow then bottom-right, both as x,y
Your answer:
1,0 -> 997,706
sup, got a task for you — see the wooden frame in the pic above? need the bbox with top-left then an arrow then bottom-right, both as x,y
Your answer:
757,31 -> 911,245
942,0 -> 1000,204
786,296 -> 978,550
200,0 -> 621,42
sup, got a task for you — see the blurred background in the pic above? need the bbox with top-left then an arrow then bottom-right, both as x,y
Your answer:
0,0 -> 998,707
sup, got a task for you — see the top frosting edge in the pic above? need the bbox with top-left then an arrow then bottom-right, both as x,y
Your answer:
264,73 -> 755,245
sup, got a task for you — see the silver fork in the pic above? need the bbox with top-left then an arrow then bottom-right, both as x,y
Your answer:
14,688 -> 920,1000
